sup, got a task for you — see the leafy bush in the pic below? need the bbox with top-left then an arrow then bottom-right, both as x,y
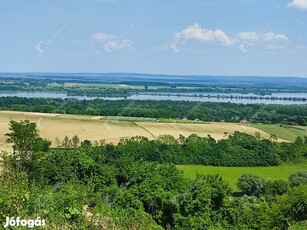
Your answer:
289,171 -> 307,187
237,174 -> 266,196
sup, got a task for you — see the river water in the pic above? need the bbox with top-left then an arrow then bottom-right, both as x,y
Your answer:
0,91 -> 306,105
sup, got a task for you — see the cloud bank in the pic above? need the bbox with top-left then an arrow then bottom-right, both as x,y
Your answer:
288,0 -> 307,10
170,24 -> 288,52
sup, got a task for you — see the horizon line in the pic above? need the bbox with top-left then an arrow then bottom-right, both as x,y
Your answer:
0,72 -> 306,79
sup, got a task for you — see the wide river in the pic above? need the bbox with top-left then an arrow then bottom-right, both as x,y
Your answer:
0,91 -> 307,105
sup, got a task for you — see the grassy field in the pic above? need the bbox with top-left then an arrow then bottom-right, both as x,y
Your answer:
252,124 -> 307,142
0,111 -> 277,152
177,162 -> 307,191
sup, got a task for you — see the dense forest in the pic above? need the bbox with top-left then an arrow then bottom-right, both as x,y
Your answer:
1,120 -> 307,229
99,132 -> 307,166
0,97 -> 307,125
52,131 -> 307,167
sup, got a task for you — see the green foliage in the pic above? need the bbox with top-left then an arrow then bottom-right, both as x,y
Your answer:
81,139 -> 92,148
289,171 -> 307,187
1,120 -> 307,229
272,180 -> 289,195
5,120 -> 43,170
62,135 -> 71,148
237,174 -> 266,196
222,196 -> 273,229
113,131 -> 306,167
55,135 -> 81,149
273,185 -> 307,226
1,97 -> 307,125
72,135 -> 80,148
289,220 -> 307,230
173,174 -> 231,229
6,120 -> 39,152
33,138 -> 52,152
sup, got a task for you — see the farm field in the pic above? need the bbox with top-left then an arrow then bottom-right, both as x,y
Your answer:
62,82 -> 145,89
57,82 -> 171,90
252,124 -> 307,142
0,110 -> 281,152
177,162 -> 307,191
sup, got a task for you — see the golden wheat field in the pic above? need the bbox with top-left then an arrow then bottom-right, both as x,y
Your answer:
0,111 -> 283,152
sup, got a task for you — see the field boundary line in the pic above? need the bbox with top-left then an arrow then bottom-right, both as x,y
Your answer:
132,122 -> 156,139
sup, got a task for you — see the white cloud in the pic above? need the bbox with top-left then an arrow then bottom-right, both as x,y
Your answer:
107,39 -> 135,52
237,32 -> 288,42
92,32 -> 115,42
288,0 -> 307,10
264,32 -> 288,42
237,32 -> 259,41
174,23 -> 234,46
91,32 -> 135,52
169,23 -> 289,53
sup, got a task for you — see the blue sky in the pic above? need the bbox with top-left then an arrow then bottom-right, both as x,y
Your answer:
0,0 -> 307,77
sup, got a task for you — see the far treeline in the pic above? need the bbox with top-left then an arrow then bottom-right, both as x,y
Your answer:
1,97 -> 307,125
1,120 -> 307,229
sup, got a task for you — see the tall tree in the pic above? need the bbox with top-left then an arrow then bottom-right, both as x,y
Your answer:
62,135 -> 71,148
5,120 -> 40,169
72,135 -> 80,148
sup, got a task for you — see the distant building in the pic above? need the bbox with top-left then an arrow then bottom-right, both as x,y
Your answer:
239,119 -> 251,125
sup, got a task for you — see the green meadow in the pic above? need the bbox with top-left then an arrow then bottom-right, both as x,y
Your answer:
252,124 -> 307,142
177,162 -> 307,191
